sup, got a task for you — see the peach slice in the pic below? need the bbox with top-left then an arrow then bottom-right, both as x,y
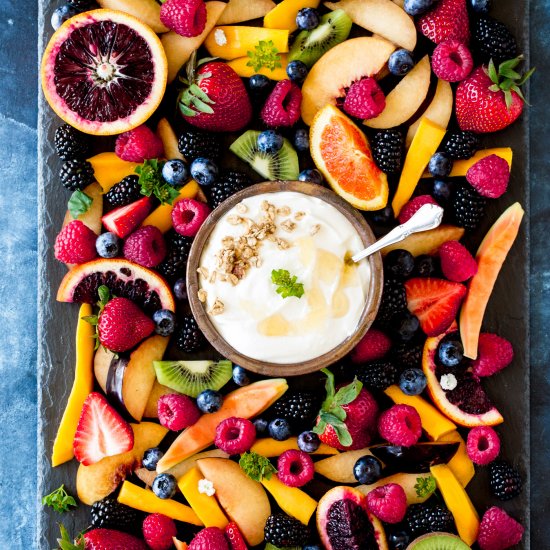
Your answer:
227,54 -> 289,80
97,0 -> 169,33
144,380 -> 179,418
264,0 -> 321,32
62,181 -> 103,236
314,448 -> 373,483
357,472 -> 435,505
167,449 -> 230,480
218,0 -> 276,25
381,225 -> 465,257
87,152 -> 139,193
156,118 -> 183,161
437,431 -> 475,487
173,538 -> 188,550
250,437 -> 338,457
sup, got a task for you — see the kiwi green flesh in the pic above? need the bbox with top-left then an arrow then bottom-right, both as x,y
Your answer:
230,130 -> 299,181
406,532 -> 470,549
289,9 -> 353,67
153,359 -> 232,398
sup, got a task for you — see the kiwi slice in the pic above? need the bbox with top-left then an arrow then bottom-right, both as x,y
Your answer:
230,130 -> 299,181
406,532 -> 471,549
153,359 -> 232,397
289,9 -> 353,67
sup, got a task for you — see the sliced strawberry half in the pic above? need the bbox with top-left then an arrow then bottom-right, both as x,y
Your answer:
73,392 -> 134,465
225,522 -> 248,550
405,278 -> 467,337
102,196 -> 152,238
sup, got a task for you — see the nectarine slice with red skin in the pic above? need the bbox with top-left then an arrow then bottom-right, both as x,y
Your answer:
356,472 -> 434,505
381,225 -> 465,257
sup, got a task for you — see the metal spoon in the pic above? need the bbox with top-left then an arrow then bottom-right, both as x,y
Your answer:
351,203 -> 444,263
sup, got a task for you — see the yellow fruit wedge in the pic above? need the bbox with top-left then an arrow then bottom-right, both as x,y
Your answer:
251,437 -> 338,457
314,449 -> 373,483
51,304 -> 95,467
62,182 -> 103,236
168,450 -> 230,480
97,0 -> 169,33
178,466 -> 229,529
218,0 -> 276,24
228,54 -> 289,80
381,225 -> 465,257
357,472 -> 435,505
384,385 -> 456,440
173,538 -> 188,550
87,152 -> 139,193
437,431 -> 475,487
392,118 -> 446,216
430,464 -> 479,545
264,0 -> 321,31
157,118 -> 184,161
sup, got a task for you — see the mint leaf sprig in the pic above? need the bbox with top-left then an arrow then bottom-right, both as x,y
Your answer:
415,475 -> 437,498
68,190 -> 92,219
239,451 -> 277,482
246,40 -> 282,72
271,269 -> 304,299
42,485 -> 77,514
135,159 -> 180,205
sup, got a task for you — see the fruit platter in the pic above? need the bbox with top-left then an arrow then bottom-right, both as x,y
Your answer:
37,0 -> 530,548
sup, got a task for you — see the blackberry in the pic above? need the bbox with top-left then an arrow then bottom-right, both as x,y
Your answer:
54,124 -> 89,160
178,128 -> 221,162
60,159 -> 95,191
392,342 -> 424,370
472,15 -> 518,64
489,460 -> 523,500
269,391 -> 320,432
442,131 -> 480,160
405,503 -> 455,537
355,360 -> 399,390
371,130 -> 404,174
452,184 -> 487,231
104,176 -> 142,208
264,514 -> 310,547
208,171 -> 252,209
175,315 -> 205,353
156,231 -> 193,280
377,278 -> 407,324
68,0 -> 95,9
90,495 -> 142,533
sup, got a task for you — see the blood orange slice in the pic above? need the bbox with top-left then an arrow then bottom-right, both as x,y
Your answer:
41,9 -> 167,136
310,105 -> 388,211
57,258 -> 175,313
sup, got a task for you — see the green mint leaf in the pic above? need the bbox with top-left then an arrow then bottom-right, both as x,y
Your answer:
246,40 -> 282,72
333,377 -> 363,407
67,190 -> 92,219
239,451 -> 277,482
271,269 -> 304,299
135,159 -> 175,205
42,485 -> 78,514
415,475 -> 436,498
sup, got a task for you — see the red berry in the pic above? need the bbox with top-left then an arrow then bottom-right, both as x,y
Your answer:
467,426 -> 501,465
215,417 -> 256,454
466,154 -> 510,198
350,329 -> 392,363
189,527 -> 229,550
54,220 -> 97,264
143,513 -> 178,550
115,125 -> 164,163
83,528 -> 147,550
158,394 -> 201,431
224,522 -> 248,550
431,39 -> 473,82
172,198 -> 211,237
123,225 -> 167,267
378,404 -> 422,447
439,240 -> 478,282
472,333 -> 514,377
398,195 -> 439,224
366,483 -> 407,524
161,0 -> 207,37
477,506 -> 524,550
261,80 -> 302,127
102,196 -> 153,239
277,449 -> 314,488
343,77 -> 385,120
417,0 -> 470,45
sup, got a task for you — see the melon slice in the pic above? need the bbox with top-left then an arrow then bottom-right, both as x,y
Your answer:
381,225 -> 465,257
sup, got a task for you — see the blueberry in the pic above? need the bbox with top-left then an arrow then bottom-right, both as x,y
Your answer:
384,249 -> 415,278
253,418 -> 269,435
304,546 -> 322,550
403,0 -> 439,15
428,152 -> 453,178
286,60 -> 309,84
95,232 -> 120,258
469,0 -> 491,12
438,338 -> 464,367
353,456 -> 383,484
372,206 -> 395,226
414,255 -> 437,277
173,278 -> 188,301
232,365 -> 251,386
190,157 -> 219,186
296,7 -> 321,30
152,473 -> 177,499
294,128 -> 310,152
162,159 -> 189,187
249,74 -> 270,90
257,130 -> 284,154
153,309 -> 176,336
51,4 -> 79,30
196,389 -> 223,413
297,431 -> 321,453
142,447 -> 164,471
298,169 -> 324,185
392,311 -> 420,342
388,49 -> 415,76
432,179 -> 454,205
388,530 -> 410,550
399,368 -> 427,395
268,418 -> 292,441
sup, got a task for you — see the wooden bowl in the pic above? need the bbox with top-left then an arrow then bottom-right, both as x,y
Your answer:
187,181 -> 383,376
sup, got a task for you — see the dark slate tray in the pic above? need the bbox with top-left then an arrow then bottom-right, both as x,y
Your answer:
36,1 -> 531,547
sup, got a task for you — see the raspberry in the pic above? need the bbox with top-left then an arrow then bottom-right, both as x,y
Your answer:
261,80 -> 302,127
431,39 -> 474,82
477,506 -> 524,550
54,220 -> 97,264
398,195 -> 440,224
161,0 -> 207,38
366,483 -> 407,524
467,426 -> 500,465
189,527 -> 229,550
115,125 -> 164,163
157,394 -> 201,431
466,154 -> 510,198
277,449 -> 314,488
123,226 -> 166,268
439,240 -> 478,282
214,417 -> 256,454
350,329 -> 392,363
224,522 -> 248,550
472,333 -> 514,377
172,198 -> 211,237
378,404 -> 422,447
142,513 -> 177,550
343,77 -> 386,120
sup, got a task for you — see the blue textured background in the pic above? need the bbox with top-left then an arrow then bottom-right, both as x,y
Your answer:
0,0 -> 547,547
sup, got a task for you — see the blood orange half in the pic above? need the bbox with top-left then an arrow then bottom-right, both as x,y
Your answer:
310,104 -> 389,211
41,9 -> 167,136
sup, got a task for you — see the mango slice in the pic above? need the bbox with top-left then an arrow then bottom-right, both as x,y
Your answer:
264,0 -> 321,31
87,152 -> 139,193
437,431 -> 475,488
251,437 -> 338,457
227,54 -> 289,80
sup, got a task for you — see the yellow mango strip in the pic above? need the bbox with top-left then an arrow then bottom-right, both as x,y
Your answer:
437,431 -> 475,488
87,152 -> 139,193
250,437 -> 338,457
205,26 -> 289,59
264,0 -> 320,31
228,54 -> 289,80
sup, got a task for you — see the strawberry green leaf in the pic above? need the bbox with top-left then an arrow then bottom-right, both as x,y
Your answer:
499,68 -> 521,80
498,57 -> 522,72
321,367 -> 336,404
333,378 -> 362,406
517,66 -> 536,86
81,315 -> 98,326
98,285 -> 110,305
68,190 -> 92,219
487,59 -> 498,84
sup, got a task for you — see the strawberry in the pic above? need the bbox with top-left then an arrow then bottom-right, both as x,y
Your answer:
417,0 -> 470,44
102,196 -> 153,239
456,58 -> 534,133
73,393 -> 134,466
179,55 -> 252,132
404,278 -> 467,336
313,368 -> 379,451
224,522 -> 248,550
83,528 -> 146,550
